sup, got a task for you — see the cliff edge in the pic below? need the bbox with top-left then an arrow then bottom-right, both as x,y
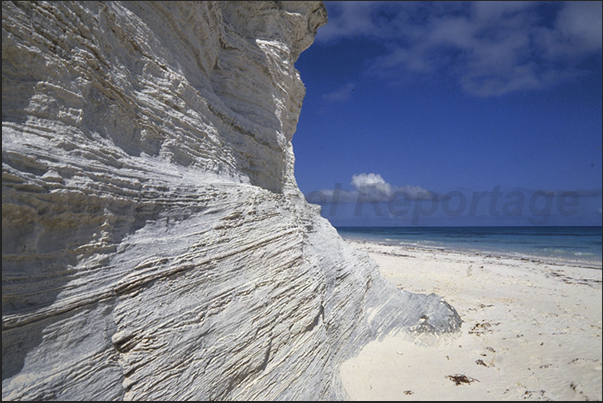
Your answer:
2,2 -> 461,399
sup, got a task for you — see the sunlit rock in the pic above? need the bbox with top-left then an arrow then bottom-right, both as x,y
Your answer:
2,2 -> 461,400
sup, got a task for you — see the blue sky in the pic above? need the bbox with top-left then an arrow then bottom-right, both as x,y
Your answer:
292,1 -> 602,226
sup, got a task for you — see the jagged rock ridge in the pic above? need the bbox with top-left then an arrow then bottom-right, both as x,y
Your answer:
2,2 -> 461,400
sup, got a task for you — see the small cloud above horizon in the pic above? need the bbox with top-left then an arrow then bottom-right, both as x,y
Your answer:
305,172 -> 435,204
315,1 -> 602,97
304,178 -> 603,226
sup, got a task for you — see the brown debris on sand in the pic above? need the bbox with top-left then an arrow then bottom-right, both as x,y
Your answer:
447,374 -> 480,386
468,321 -> 499,335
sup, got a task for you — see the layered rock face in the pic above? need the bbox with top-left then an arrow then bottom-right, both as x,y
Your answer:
2,2 -> 461,400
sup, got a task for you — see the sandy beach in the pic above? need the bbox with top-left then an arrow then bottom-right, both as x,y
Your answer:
340,240 -> 602,401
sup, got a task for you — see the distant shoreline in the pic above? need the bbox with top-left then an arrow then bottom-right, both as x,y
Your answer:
343,238 -> 603,270
336,225 -> 602,270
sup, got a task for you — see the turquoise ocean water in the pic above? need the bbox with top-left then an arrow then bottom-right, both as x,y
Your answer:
336,226 -> 602,268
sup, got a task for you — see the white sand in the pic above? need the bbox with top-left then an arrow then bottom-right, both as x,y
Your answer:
340,240 -> 602,401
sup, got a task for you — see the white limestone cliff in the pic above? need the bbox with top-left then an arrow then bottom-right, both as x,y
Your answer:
2,2 -> 461,400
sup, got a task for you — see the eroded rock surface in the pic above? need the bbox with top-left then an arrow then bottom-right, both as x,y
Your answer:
2,2 -> 461,400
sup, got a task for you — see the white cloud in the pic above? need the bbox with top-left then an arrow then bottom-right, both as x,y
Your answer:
305,173 -> 433,204
556,1 -> 602,52
351,173 -> 394,199
351,173 -> 383,187
323,82 -> 356,103
319,1 -> 602,97
315,2 -> 388,43
351,173 -> 433,200
472,1 -> 536,23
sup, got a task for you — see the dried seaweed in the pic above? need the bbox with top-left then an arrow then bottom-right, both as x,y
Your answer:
446,374 -> 479,386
